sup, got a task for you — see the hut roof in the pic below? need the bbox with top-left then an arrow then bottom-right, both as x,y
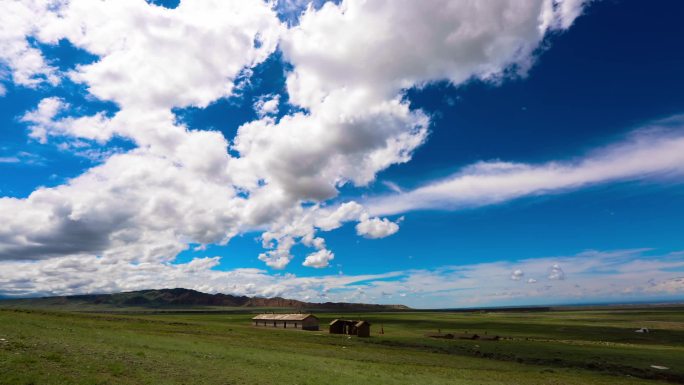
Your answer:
329,319 -> 370,326
252,314 -> 317,321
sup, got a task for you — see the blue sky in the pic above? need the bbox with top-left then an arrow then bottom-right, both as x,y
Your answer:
1,0 -> 683,308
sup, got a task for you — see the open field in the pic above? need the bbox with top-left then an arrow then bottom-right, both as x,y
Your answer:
1,307 -> 683,384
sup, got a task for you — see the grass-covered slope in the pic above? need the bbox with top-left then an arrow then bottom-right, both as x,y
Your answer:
1,307 -> 683,384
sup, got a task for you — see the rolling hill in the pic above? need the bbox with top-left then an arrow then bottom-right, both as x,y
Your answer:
0,288 -> 410,312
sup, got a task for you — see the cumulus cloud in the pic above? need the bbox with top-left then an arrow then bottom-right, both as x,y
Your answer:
231,94 -> 429,201
253,94 -> 280,118
0,253 -> 402,299
0,0 -> 285,265
368,120 -> 684,216
0,0 -> 590,277
548,264 -> 566,280
20,97 -> 116,144
355,214 -> 400,239
229,0 -> 586,224
0,0 -> 60,88
4,0 -> 684,307
511,269 -> 524,281
37,0 -> 282,110
20,97 -> 65,143
302,248 -> 334,268
314,202 -> 365,231
0,149 -> 244,262
282,0 -> 586,109
1,249 -> 683,309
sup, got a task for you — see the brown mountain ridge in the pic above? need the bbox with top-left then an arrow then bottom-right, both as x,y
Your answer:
0,288 -> 410,311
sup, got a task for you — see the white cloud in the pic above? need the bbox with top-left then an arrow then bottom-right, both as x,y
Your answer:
645,277 -> 684,294
38,0 -> 282,110
0,0 -> 590,272
0,0 -> 60,89
20,97 -> 65,143
548,264 -> 565,280
541,0 -> 588,30
314,201 -> 365,231
282,0 -> 586,109
20,97 -> 117,144
359,249 -> 684,308
1,249 -> 683,309
382,180 -> 403,193
231,93 -> 429,202
229,0 -> 586,229
511,269 -> 524,281
254,94 -> 280,118
368,120 -> 684,216
355,214 -> 400,239
302,248 -> 334,268
258,248 -> 293,270
0,253 -> 404,300
0,151 -> 45,166
3,0 -> 683,306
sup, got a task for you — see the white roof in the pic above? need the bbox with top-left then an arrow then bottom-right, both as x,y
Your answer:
252,313 -> 317,321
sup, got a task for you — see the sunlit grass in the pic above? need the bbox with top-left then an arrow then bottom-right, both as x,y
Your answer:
1,307 -> 682,384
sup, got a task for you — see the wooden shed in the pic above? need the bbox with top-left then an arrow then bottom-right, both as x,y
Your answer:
251,314 -> 319,331
329,319 -> 347,334
354,320 -> 371,338
329,319 -> 371,337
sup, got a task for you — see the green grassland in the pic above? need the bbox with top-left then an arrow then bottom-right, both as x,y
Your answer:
1,307 -> 683,384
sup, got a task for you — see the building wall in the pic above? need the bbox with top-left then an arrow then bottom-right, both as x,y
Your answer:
356,324 -> 370,338
252,317 -> 318,330
329,320 -> 370,337
329,322 -> 345,334
302,318 -> 319,331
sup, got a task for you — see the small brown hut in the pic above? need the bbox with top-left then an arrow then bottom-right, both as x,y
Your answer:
329,319 -> 371,337
354,320 -> 371,338
252,314 -> 319,331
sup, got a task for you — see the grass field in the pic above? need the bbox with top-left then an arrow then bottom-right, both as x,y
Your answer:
1,306 -> 683,384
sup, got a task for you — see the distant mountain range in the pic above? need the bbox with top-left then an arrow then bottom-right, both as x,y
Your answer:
0,288 -> 410,312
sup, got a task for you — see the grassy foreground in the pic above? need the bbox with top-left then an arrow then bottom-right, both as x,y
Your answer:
1,307 -> 683,384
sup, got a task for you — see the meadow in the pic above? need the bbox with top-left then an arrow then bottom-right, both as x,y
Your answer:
1,306 -> 683,384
